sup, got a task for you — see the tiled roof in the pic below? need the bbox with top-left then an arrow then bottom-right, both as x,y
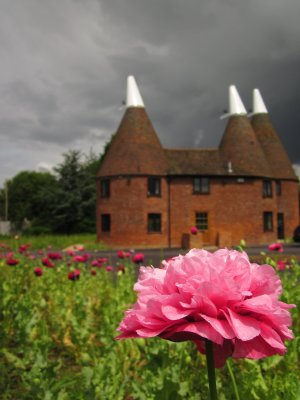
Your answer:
219,115 -> 272,177
98,107 -> 168,176
98,107 -> 296,180
165,148 -> 227,175
251,114 -> 297,180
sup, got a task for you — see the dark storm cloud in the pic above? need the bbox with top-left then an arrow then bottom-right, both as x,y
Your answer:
0,0 -> 300,184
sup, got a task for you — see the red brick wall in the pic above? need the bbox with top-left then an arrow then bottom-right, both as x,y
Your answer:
277,180 -> 299,238
97,176 -> 169,248
169,177 -> 299,247
97,176 -> 299,248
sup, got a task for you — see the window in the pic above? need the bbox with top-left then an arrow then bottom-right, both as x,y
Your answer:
263,180 -> 272,198
193,177 -> 210,194
148,177 -> 161,196
101,214 -> 110,232
276,181 -> 281,196
196,212 -> 208,230
263,212 -> 273,232
148,213 -> 161,232
100,179 -> 110,198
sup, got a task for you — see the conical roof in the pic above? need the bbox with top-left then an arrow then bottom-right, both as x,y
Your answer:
251,89 -> 296,179
98,76 -> 168,177
219,115 -> 271,176
219,86 -> 271,176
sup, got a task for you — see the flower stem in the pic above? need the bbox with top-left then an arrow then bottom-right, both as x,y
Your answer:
226,359 -> 240,400
205,339 -> 218,400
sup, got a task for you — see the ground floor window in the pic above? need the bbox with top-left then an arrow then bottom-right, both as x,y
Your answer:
196,212 -> 208,230
263,211 -> 273,232
101,214 -> 110,232
148,213 -> 161,232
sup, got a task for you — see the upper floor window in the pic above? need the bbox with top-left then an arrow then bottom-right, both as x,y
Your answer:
148,213 -> 161,233
276,181 -> 281,196
196,212 -> 208,230
193,177 -> 210,194
148,177 -> 161,196
101,214 -> 111,232
100,179 -> 110,198
263,180 -> 272,198
263,211 -> 273,232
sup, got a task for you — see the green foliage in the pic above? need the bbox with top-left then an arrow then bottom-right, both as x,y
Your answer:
0,233 -> 106,250
0,244 -> 299,399
0,149 -> 103,235
1,171 -> 58,230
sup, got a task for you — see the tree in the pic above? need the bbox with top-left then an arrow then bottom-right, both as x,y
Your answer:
51,150 -> 99,233
2,171 -> 58,231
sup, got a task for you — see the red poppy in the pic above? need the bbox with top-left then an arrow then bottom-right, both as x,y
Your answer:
190,226 -> 198,235
19,244 -> 31,253
6,258 -> 19,266
42,258 -> 55,268
34,267 -> 43,276
73,254 -> 90,263
68,269 -> 80,280
47,252 -> 62,260
132,253 -> 144,264
117,250 -> 126,259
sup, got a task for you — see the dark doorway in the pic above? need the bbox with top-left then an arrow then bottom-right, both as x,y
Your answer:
277,213 -> 284,239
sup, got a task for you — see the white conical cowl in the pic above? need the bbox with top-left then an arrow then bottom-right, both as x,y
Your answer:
126,75 -> 145,108
252,88 -> 268,114
229,85 -> 247,115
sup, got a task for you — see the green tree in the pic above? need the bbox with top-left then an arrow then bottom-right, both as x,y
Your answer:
51,150 -> 99,233
2,171 -> 58,231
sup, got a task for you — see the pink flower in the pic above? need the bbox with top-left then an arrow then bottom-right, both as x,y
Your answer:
6,257 -> 19,266
277,260 -> 287,271
73,254 -> 89,263
117,250 -> 130,259
132,253 -> 144,264
116,249 -> 295,368
106,265 -> 113,272
68,269 -> 80,281
34,267 -> 43,277
268,243 -> 283,252
19,244 -> 31,253
47,252 -> 62,260
190,226 -> 198,235
42,258 -> 55,268
117,250 -> 126,259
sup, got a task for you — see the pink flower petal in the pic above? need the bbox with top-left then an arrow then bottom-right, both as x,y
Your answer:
226,308 -> 260,341
233,336 -> 282,359
260,322 -> 286,352
200,314 -> 235,339
162,321 -> 224,345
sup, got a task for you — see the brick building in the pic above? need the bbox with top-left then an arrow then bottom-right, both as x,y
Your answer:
96,76 -> 299,248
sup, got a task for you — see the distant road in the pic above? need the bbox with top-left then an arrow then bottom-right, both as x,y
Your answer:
92,243 -> 300,267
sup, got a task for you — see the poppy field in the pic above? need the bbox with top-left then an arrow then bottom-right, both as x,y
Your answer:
0,238 -> 300,400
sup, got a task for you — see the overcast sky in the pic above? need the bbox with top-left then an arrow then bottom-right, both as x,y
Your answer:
1,0 -> 300,186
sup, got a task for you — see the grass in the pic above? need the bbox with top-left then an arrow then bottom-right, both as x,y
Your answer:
0,233 -> 107,251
